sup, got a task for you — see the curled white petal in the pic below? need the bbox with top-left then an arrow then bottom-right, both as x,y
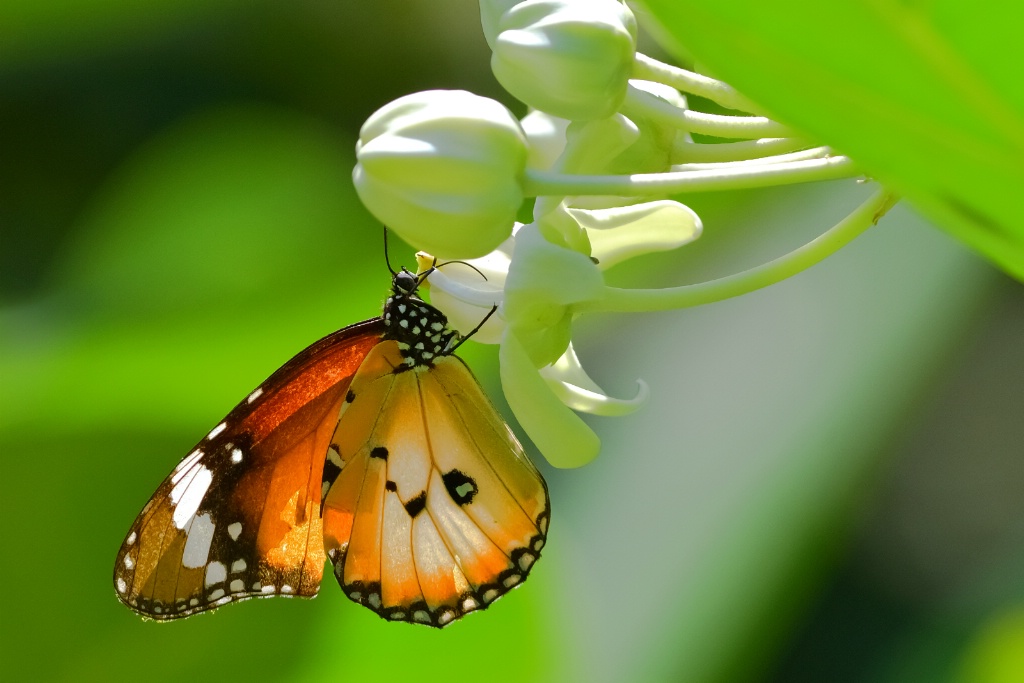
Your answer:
540,343 -> 648,416
568,200 -> 703,269
500,329 -> 600,468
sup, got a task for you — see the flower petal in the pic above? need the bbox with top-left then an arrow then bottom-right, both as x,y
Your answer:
569,200 -> 702,269
504,223 -> 605,365
500,329 -> 600,468
417,248 -> 510,343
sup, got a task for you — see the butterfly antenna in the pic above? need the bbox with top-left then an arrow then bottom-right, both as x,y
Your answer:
449,304 -> 499,353
437,259 -> 489,282
383,228 -> 398,277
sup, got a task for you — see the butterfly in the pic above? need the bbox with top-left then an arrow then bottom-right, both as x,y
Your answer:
113,267 -> 549,628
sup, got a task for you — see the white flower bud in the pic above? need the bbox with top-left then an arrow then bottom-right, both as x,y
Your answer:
479,0 -> 524,49
353,90 -> 527,259
491,0 -> 637,121
520,110 -> 569,171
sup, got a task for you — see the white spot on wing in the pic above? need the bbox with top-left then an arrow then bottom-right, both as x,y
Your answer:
230,579 -> 244,592
207,422 -> 227,441
247,387 -> 263,403
181,513 -> 215,569
116,578 -> 127,594
171,465 -> 213,529
123,554 -> 134,570
231,559 -> 246,573
227,522 -> 242,540
205,561 -> 227,587
281,585 -> 294,594
208,588 -> 225,601
126,531 -> 137,545
261,585 -> 276,594
171,449 -> 203,484
230,448 -> 243,464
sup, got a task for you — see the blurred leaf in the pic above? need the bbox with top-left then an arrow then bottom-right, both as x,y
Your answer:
0,0 -> 246,64
292,569 -> 558,683
640,0 -> 1024,279
56,104 -> 366,320
1,104 -> 387,435
956,607 -> 1024,683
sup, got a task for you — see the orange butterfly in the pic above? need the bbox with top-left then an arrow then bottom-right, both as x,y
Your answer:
113,268 -> 549,628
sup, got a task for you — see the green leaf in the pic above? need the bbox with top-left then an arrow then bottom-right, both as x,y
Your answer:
640,0 -> 1024,279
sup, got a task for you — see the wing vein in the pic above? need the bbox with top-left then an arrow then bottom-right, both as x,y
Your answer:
149,460 -> 205,603
434,369 -> 540,531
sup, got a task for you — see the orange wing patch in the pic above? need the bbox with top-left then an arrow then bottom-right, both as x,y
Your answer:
321,341 -> 549,628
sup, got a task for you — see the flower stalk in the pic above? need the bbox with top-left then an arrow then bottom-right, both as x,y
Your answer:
578,188 -> 899,314
522,155 -> 859,197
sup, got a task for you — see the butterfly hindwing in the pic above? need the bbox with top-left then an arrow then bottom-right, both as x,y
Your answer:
114,320 -> 384,619
321,341 -> 550,628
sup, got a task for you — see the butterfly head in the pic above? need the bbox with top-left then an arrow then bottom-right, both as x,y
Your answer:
384,268 -> 459,367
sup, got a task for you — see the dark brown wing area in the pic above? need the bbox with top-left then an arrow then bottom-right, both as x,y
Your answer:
114,319 -> 385,620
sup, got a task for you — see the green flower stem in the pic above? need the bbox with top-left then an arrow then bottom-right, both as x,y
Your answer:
523,155 -> 859,197
623,85 -> 793,139
672,146 -> 833,171
632,52 -> 764,115
577,188 -> 898,314
673,137 -> 810,163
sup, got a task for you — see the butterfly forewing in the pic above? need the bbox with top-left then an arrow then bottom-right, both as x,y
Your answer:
114,320 -> 384,619
321,341 -> 550,628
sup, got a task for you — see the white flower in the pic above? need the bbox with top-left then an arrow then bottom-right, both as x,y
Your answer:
352,3 -> 879,469
419,202 -> 697,467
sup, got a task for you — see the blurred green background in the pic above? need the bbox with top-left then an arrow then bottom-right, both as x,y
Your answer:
1,1 -> 1021,682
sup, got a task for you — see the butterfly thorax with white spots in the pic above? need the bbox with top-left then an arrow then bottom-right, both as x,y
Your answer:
382,274 -> 458,368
